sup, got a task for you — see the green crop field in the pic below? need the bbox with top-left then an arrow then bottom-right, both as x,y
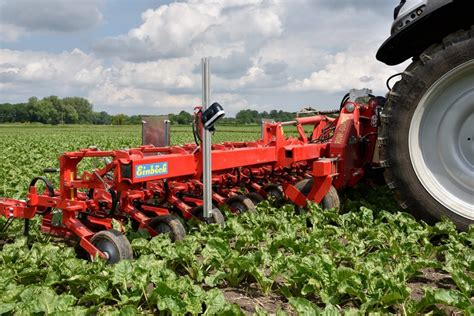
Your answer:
0,125 -> 472,315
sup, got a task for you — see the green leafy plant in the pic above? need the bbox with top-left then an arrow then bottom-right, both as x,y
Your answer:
0,125 -> 472,314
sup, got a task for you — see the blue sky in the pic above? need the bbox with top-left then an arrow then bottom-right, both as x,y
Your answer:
0,0 -> 405,116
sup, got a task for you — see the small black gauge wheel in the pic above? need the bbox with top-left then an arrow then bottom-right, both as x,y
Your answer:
90,229 -> 133,264
148,215 -> 186,242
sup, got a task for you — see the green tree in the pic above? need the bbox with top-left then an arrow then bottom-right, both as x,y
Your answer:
13,103 -> 30,122
63,97 -> 93,123
0,103 -> 14,122
43,96 -> 70,124
176,110 -> 193,125
236,109 -> 260,124
92,111 -> 112,125
62,104 -> 79,124
128,115 -> 142,125
29,99 -> 59,124
112,114 -> 128,125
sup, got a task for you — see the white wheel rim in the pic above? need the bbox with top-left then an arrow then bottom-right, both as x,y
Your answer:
409,59 -> 474,220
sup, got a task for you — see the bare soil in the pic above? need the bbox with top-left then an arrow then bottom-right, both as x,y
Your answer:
222,284 -> 293,315
220,268 -> 470,314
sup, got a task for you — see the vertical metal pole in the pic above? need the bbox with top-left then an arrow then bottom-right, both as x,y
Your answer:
164,119 -> 171,146
202,58 -> 212,218
141,119 -> 146,145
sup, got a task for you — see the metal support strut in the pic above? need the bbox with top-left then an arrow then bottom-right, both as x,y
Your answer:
202,58 -> 213,218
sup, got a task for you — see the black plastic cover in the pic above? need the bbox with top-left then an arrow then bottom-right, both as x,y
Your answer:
377,0 -> 473,65
202,102 -> 225,130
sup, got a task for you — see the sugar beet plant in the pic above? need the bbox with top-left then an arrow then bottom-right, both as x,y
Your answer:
0,125 -> 473,314
1,198 -> 473,314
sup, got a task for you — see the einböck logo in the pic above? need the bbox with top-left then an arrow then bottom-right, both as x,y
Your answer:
135,162 -> 168,178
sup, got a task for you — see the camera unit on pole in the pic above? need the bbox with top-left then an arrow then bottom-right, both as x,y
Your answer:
201,102 -> 225,131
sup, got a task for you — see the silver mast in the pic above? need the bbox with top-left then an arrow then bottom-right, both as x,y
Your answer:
201,58 -> 212,218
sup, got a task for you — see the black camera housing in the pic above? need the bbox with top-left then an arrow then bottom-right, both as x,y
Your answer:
202,102 -> 225,131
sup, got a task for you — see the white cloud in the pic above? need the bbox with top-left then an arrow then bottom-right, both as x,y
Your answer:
237,66 -> 266,87
87,82 -> 201,113
0,0 -> 103,41
212,92 -> 253,112
0,49 -> 103,84
110,59 -> 196,90
94,0 -> 283,61
288,45 -> 403,94
0,49 -> 201,113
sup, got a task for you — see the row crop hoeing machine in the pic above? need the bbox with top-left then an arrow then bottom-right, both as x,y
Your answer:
0,89 -> 382,263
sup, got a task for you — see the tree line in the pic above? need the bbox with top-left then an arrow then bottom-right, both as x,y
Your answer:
0,96 -> 296,125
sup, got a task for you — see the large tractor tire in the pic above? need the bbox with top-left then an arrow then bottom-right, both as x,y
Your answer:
379,28 -> 473,231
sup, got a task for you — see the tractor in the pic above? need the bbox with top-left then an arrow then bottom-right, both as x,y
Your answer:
377,0 -> 473,230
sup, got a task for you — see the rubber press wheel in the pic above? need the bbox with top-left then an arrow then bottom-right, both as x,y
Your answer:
379,28 -> 474,230
90,229 -> 133,264
294,178 -> 340,211
148,215 -> 186,242
225,195 -> 256,214
191,206 -> 225,227
263,184 -> 285,206
245,192 -> 265,206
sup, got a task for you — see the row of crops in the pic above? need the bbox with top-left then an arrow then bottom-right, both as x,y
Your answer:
0,125 -> 473,314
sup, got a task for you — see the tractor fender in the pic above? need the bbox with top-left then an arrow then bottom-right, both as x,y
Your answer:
377,0 -> 473,65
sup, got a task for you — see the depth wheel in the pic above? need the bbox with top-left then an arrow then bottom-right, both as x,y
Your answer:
246,192 -> 264,206
294,178 -> 340,211
225,195 -> 256,214
90,229 -> 133,264
379,28 -> 474,230
148,215 -> 186,242
264,184 -> 285,206
191,206 -> 225,227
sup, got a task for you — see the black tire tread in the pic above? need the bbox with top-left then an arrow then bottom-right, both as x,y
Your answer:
263,184 -> 285,206
379,27 -> 474,231
294,178 -> 340,211
225,195 -> 256,213
210,208 -> 225,227
148,215 -> 186,242
192,206 -> 225,227
90,229 -> 133,263
246,192 -> 265,206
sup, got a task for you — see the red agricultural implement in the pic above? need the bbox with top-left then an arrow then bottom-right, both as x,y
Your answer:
0,90 -> 383,263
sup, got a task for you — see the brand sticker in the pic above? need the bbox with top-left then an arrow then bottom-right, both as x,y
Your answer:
135,162 -> 168,178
